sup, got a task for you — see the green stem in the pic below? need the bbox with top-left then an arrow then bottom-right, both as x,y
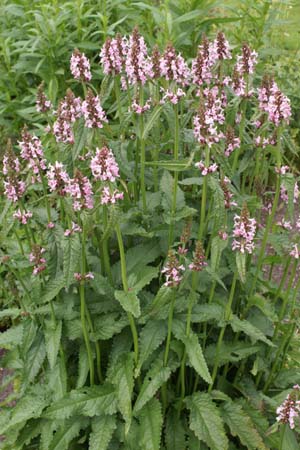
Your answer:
115,223 -> 139,365
168,103 -> 179,246
198,146 -> 210,240
232,99 -> 247,173
208,272 -> 238,392
164,289 -> 176,367
114,75 -> 123,123
80,223 -> 95,385
14,229 -> 24,256
139,89 -> 147,212
102,206 -> 113,283
279,424 -> 286,450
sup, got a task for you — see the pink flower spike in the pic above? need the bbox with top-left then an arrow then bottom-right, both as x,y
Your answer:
70,49 -> 92,82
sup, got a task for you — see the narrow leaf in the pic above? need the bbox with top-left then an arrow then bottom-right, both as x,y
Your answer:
138,398 -> 163,450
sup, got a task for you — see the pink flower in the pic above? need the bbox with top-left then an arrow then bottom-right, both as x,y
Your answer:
100,34 -> 125,75
46,161 -> 70,196
209,32 -> 231,64
64,222 -> 82,236
131,97 -> 152,114
53,90 -> 82,144
74,272 -> 94,282
232,206 -> 256,254
160,43 -> 190,85
221,176 -> 237,209
100,186 -> 123,205
13,209 -> 32,224
276,386 -> 300,429
235,44 -> 257,75
191,34 -> 212,86
258,77 -> 291,126
275,165 -> 290,175
123,27 -> 153,85
66,170 -> 94,211
3,144 -> 26,202
36,82 -> 52,113
29,245 -> 46,275
18,127 -> 46,180
159,88 -> 185,105
225,127 -> 240,157
90,146 -> 120,182
162,250 -> 185,287
81,89 -> 108,129
70,49 -> 92,82
47,222 -> 55,229
290,244 -> 299,259
189,241 -> 207,272
195,160 -> 218,176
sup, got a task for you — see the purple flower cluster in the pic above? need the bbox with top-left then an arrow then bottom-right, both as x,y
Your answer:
64,222 -> 82,237
221,176 -> 237,209
90,146 -> 120,182
258,77 -> 291,126
195,160 -> 218,176
13,209 -> 32,224
100,186 -> 123,205
36,82 -> 52,113
162,250 -> 185,288
232,206 -> 256,254
46,161 -> 70,196
53,90 -> 82,144
19,127 -> 46,181
3,144 -> 26,202
224,126 -> 240,157
276,385 -> 300,429
29,245 -> 46,275
82,89 -> 108,129
160,43 -> 190,86
70,49 -> 92,82
124,27 -> 153,85
100,34 -> 125,75
74,272 -> 94,282
66,170 -> 94,211
189,241 -> 207,272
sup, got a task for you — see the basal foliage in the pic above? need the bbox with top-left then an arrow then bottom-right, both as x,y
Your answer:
1,25 -> 300,450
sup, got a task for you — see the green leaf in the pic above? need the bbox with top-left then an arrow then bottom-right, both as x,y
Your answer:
236,252 -> 246,283
221,401 -> 267,450
160,170 -> 185,211
173,322 -> 212,385
230,316 -> 274,347
24,331 -> 46,383
62,234 -> 81,287
112,353 -> 134,433
165,409 -> 187,450
138,398 -> 163,450
185,393 -> 228,450
44,319 -> 62,369
142,105 -> 162,140
89,415 -> 117,450
248,294 -> 277,321
147,286 -> 173,317
77,344 -> 89,388
128,266 -> 159,293
205,342 -> 261,367
211,236 -> 228,272
49,417 -> 88,450
0,324 -> 23,349
115,290 -> 141,318
189,303 -> 223,323
136,320 -> 168,375
40,274 -> 65,304
134,360 -> 171,414
44,385 -> 117,419
208,177 -> 225,231
0,308 -> 21,319
92,313 -> 128,341
145,154 -> 194,172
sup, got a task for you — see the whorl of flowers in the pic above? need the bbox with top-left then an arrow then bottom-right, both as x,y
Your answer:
290,244 -> 299,260
100,34 -> 125,75
162,250 -> 185,288
100,186 -> 123,205
2,141 -> 26,202
178,219 -> 192,255
189,241 -> 207,271
232,205 -> 256,254
124,27 -> 153,85
191,34 -> 212,86
36,82 -> 52,113
46,161 -> 70,196
53,90 -> 82,144
225,126 -> 240,157
209,31 -> 231,64
131,97 -> 152,114
236,44 -> 258,75
258,77 -> 291,126
195,160 -> 218,176
18,127 -> 46,179
221,176 -> 237,209
160,43 -> 190,86
160,87 -> 185,105
13,209 -> 32,225
81,89 -> 108,129
64,222 -> 82,237
66,170 -> 94,211
70,48 -> 92,82
276,385 -> 300,429
74,272 -> 94,282
151,45 -> 161,79
90,146 -> 120,182
29,245 -> 46,276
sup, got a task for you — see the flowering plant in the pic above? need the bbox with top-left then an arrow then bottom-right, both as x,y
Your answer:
0,28 -> 299,450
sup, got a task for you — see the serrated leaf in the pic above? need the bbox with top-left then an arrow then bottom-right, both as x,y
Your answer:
40,274 -> 65,304
248,294 -> 277,321
134,360 -> 171,414
49,417 -> 88,450
128,266 -> 159,293
230,316 -> 274,347
173,322 -> 212,384
77,344 -> 89,388
136,320 -> 168,375
160,170 -> 185,212
211,236 -> 228,272
44,319 -> 62,369
138,398 -> 163,450
221,401 -> 267,450
24,331 -> 46,383
44,385 -> 117,419
112,353 -> 134,433
189,303 -> 223,323
185,393 -> 228,450
92,313 -> 128,340
165,409 -> 186,450
62,234 -> 81,287
147,286 -> 173,317
0,324 -> 23,349
205,342 -> 261,367
89,415 -> 117,450
115,290 -> 141,318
